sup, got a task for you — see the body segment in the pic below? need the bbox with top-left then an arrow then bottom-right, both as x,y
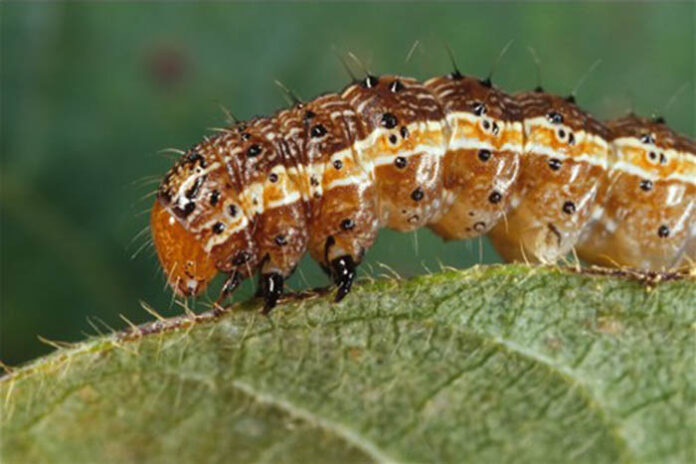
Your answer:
577,116 -> 696,269
488,91 -> 611,263
425,74 -> 523,239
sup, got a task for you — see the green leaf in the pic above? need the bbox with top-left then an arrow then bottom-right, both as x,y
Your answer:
2,264 -> 695,463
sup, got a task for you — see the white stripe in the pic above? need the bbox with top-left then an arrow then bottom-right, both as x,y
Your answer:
203,213 -> 249,252
449,137 -> 523,154
524,141 -> 609,169
267,190 -> 301,209
373,143 -> 446,167
174,162 -> 221,207
608,159 -> 696,184
612,139 -> 696,184
326,174 -> 370,190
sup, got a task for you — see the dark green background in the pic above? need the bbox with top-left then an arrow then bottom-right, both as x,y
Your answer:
1,2 -> 694,366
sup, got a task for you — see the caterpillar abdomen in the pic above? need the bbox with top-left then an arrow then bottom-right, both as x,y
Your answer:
426,75 -> 523,240
489,91 -> 612,263
577,115 -> 696,269
150,69 -> 695,310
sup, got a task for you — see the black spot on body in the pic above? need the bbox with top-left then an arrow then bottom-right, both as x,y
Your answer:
247,144 -> 261,157
389,80 -> 404,92
394,157 -> 407,169
275,235 -> 287,246
362,75 -> 379,88
478,149 -> 491,162
228,204 -> 238,217
173,201 -> 196,218
212,222 -> 225,234
558,129 -> 566,139
389,134 -> 398,145
185,176 -> 204,200
381,113 -> 398,129
473,102 -> 486,116
304,110 -> 316,120
482,120 -> 491,130
658,225 -> 670,238
411,187 -> 424,202
341,218 -> 355,230
210,190 -> 220,206
268,173 -> 278,183
640,179 -> 653,191
400,126 -> 409,139
547,112 -> 563,124
548,158 -> 562,171
241,132 -> 251,141
562,201 -> 576,215
333,159 -> 343,170
488,191 -> 502,204
310,176 -> 319,187
185,151 -> 204,165
310,124 -> 327,138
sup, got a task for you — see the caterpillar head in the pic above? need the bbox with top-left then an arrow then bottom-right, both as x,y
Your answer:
151,150 -> 221,295
150,199 -> 218,296
151,134 -> 263,296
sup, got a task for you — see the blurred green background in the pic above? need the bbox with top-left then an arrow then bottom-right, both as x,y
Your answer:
1,2 -> 694,366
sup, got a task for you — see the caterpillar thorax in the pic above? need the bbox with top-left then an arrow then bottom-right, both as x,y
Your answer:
151,71 -> 696,310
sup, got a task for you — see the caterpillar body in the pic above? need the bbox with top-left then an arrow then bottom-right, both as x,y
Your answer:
150,69 -> 696,311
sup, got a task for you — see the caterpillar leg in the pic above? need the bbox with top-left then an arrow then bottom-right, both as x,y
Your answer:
308,184 -> 378,302
251,204 -> 308,311
258,272 -> 284,313
329,255 -> 356,302
216,271 -> 241,307
281,98 -> 380,302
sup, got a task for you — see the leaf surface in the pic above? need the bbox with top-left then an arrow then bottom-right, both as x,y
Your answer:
2,265 -> 695,463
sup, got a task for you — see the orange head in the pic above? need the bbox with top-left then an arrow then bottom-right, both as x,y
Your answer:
150,199 -> 218,296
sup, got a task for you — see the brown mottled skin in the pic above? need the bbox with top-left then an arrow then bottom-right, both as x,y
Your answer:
150,71 -> 695,310
279,94 -> 379,267
488,91 -> 612,263
577,115 -> 696,269
425,75 -> 523,239
342,75 -> 449,230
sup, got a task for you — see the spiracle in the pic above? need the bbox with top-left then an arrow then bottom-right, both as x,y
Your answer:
150,65 -> 696,311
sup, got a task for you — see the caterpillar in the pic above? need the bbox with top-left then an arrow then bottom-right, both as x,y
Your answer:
150,59 -> 696,311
